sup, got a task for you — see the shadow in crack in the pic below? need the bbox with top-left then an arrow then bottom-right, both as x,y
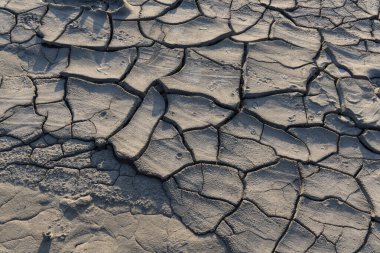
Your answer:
37,236 -> 52,253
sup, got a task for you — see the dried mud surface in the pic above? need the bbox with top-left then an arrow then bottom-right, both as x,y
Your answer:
0,0 -> 380,252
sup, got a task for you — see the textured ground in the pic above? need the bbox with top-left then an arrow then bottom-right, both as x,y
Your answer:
0,0 -> 380,252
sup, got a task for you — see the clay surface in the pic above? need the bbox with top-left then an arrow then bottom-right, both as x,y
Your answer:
0,0 -> 379,252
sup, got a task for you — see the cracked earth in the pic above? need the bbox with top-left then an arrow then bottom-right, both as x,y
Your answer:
0,0 -> 380,252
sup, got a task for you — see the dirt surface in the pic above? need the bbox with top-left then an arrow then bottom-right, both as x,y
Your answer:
0,0 -> 380,252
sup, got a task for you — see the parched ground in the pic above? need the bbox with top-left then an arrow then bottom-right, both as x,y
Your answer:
0,0 -> 380,252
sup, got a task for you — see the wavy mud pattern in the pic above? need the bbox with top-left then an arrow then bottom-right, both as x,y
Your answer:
0,0 -> 379,252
